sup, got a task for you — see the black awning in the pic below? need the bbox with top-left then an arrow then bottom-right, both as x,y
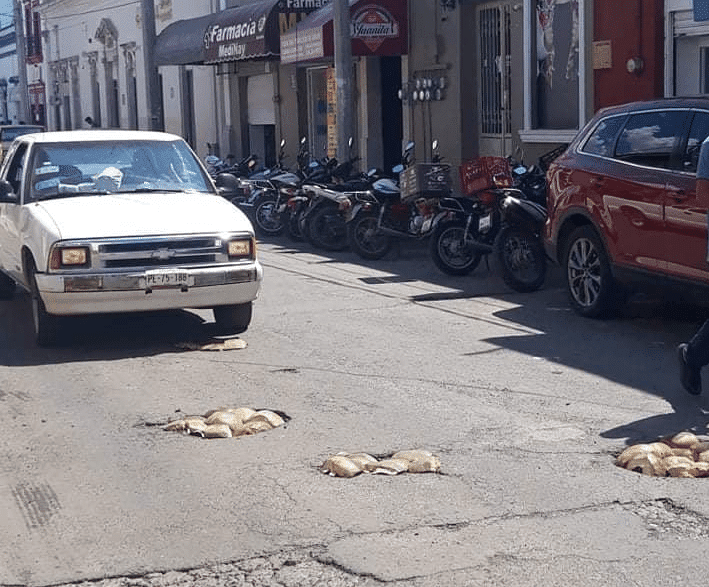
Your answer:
155,0 -> 281,66
155,13 -> 212,66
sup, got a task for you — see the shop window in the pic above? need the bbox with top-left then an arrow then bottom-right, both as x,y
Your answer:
521,0 -> 586,143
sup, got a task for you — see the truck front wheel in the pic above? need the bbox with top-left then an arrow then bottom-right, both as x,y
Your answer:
213,302 -> 252,334
29,262 -> 60,346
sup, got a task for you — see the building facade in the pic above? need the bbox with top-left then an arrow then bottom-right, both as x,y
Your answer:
10,1 -> 709,181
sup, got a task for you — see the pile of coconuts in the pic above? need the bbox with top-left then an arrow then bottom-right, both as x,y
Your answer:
616,431 -> 709,477
321,449 -> 441,478
163,407 -> 286,439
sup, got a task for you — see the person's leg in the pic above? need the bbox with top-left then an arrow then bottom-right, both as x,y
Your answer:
678,319 -> 709,395
687,319 -> 709,367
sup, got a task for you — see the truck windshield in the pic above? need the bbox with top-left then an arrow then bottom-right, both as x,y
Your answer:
27,140 -> 213,201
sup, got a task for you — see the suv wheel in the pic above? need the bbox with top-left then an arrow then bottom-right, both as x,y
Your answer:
563,225 -> 621,318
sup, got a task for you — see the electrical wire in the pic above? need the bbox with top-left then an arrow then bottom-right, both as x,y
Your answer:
42,0 -> 139,22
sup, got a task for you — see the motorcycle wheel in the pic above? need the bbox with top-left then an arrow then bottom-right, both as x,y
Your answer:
286,208 -> 305,241
495,225 -> 546,292
347,211 -> 391,260
308,204 -> 349,251
430,219 -> 482,276
253,195 -> 285,237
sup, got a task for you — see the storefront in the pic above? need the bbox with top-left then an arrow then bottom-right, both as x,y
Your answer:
279,0 -> 407,171
154,0 -> 283,162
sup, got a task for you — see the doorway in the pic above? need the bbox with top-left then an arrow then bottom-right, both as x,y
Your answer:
380,56 -> 403,172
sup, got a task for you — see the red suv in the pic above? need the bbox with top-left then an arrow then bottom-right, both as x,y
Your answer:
544,98 -> 709,317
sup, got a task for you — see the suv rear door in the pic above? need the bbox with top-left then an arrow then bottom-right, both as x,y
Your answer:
663,109 -> 709,283
592,109 -> 689,274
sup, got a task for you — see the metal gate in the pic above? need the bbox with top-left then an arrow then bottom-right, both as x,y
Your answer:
479,4 -> 512,141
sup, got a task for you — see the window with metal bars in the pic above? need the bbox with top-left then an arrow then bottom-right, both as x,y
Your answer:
479,5 -> 512,136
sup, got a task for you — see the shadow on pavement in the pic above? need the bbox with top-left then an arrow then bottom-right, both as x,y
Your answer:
0,290 -> 233,366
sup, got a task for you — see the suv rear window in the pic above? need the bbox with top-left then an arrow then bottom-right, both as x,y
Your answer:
581,115 -> 625,157
614,110 -> 687,170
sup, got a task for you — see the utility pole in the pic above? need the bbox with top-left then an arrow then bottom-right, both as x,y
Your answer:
13,0 -> 29,124
141,0 -> 162,130
332,0 -> 354,161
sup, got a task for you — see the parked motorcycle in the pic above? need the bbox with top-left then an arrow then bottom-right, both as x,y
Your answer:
429,152 -> 553,292
281,138 -> 339,241
347,140 -> 458,260
297,138 -> 365,250
238,140 -> 300,236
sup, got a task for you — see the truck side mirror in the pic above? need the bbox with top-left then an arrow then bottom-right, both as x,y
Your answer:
0,179 -> 17,202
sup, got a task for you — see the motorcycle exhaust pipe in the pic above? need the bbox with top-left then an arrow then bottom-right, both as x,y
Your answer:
466,239 -> 494,254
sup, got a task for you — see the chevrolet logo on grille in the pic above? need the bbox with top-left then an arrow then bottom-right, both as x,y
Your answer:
152,248 -> 177,261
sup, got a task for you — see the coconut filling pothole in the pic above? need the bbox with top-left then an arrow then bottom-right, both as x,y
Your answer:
616,431 -> 709,478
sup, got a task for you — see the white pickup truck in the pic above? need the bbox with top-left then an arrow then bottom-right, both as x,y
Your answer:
0,129 -> 263,346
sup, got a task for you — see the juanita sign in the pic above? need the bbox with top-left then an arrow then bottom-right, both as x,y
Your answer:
279,0 -> 407,64
351,5 -> 399,52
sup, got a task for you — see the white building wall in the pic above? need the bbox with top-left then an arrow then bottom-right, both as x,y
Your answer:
38,0 -> 216,152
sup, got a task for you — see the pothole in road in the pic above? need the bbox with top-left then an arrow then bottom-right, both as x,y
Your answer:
160,406 -> 291,439
615,431 -> 709,478
320,449 -> 442,477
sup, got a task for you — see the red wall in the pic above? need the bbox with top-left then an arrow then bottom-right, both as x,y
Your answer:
593,0 -> 664,111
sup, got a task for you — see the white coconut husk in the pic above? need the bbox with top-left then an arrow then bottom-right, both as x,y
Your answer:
202,424 -> 233,438
163,419 -> 186,432
668,466 -> 695,478
346,453 -> 379,470
625,453 -> 663,476
669,447 -> 695,460
226,407 -> 257,423
203,407 -> 232,419
697,450 -> 709,463
371,458 -> 410,475
175,338 -> 247,351
616,444 -> 654,467
246,410 -> 285,428
204,411 -> 257,437
407,455 -> 442,474
662,455 -> 694,477
692,461 -> 709,477
184,417 -> 208,435
647,442 -> 673,458
321,455 -> 363,478
242,419 -> 273,435
667,431 -> 699,449
392,449 -> 434,462
692,441 -> 709,454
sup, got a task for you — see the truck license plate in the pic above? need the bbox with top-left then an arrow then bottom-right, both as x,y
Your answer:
145,270 -> 190,288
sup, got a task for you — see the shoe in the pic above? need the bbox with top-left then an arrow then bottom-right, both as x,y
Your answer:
678,343 -> 702,396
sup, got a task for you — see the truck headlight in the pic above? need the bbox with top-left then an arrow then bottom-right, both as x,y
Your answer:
50,246 -> 90,269
227,238 -> 254,260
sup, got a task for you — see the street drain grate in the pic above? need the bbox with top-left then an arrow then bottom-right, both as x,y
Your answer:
162,407 -> 290,439
615,431 -> 709,478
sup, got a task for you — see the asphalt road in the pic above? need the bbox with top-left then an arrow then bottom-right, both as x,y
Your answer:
2,235 -> 709,587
